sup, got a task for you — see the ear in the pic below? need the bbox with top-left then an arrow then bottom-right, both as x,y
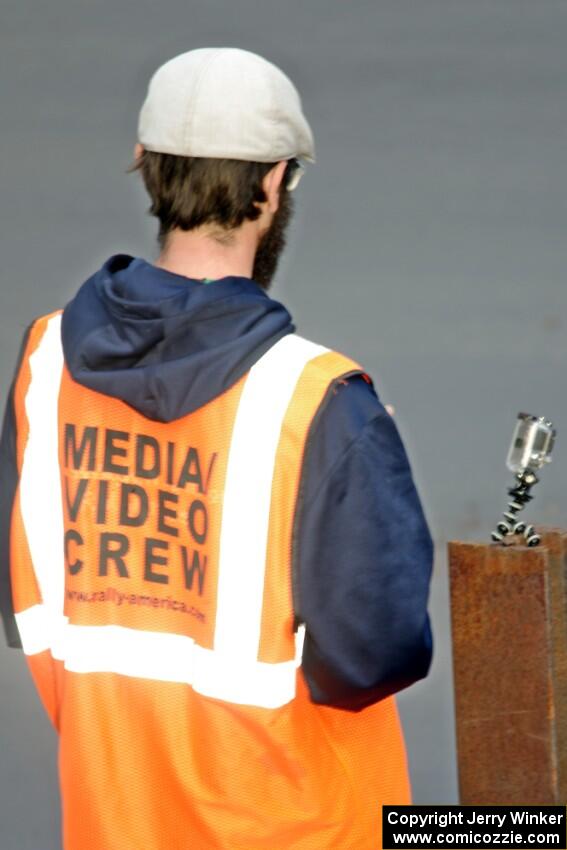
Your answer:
133,142 -> 144,162
261,161 -> 288,214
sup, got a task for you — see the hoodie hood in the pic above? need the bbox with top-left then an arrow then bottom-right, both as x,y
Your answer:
61,254 -> 295,422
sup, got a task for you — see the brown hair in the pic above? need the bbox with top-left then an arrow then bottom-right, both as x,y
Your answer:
130,150 -> 278,248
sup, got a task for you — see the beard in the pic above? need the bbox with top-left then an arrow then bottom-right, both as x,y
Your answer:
252,190 -> 294,290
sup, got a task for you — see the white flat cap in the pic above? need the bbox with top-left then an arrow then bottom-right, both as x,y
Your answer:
138,48 -> 315,163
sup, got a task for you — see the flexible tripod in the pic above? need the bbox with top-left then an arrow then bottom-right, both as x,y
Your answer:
491,469 -> 540,547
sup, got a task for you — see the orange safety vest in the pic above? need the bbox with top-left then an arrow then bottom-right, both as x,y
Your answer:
11,310 -> 410,850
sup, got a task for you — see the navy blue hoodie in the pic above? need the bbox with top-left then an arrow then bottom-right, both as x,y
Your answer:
0,254 -> 433,709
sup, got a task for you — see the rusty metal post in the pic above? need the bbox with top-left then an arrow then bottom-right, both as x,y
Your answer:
448,529 -> 567,804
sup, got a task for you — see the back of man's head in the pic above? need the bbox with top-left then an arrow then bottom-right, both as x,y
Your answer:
132,48 -> 315,270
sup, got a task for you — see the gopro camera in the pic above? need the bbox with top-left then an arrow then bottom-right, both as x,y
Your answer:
506,413 -> 555,474
491,412 -> 556,547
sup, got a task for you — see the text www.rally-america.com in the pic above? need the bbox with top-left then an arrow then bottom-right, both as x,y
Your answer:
66,587 -> 206,623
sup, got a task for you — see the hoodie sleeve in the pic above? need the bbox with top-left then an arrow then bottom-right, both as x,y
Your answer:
0,324 -> 34,648
294,375 -> 433,711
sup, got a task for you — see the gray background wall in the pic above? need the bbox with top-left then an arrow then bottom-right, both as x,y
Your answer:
1,1 -> 566,847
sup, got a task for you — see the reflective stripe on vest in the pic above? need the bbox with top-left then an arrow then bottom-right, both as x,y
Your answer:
14,314 -> 340,708
16,313 -> 66,655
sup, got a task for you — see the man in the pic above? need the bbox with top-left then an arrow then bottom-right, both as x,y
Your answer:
0,48 -> 433,850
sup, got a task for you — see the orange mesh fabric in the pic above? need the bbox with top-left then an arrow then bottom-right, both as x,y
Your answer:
11,322 -> 410,850
57,362 -> 245,646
